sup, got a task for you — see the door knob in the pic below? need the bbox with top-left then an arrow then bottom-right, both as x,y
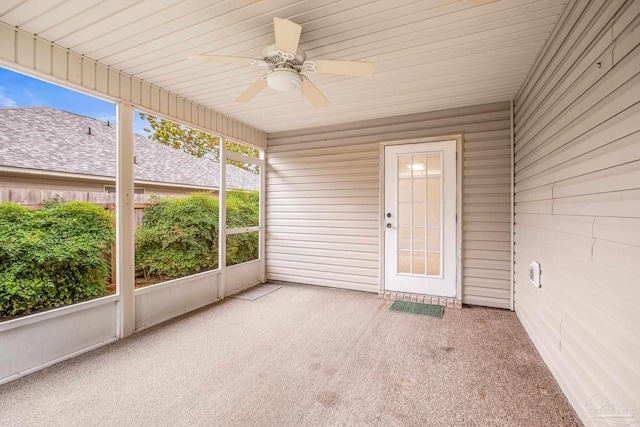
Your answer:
386,223 -> 392,228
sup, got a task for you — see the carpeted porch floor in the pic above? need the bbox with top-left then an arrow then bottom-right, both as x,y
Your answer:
0,283 -> 581,426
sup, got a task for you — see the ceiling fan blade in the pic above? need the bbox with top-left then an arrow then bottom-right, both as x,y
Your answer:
188,54 -> 256,65
313,60 -> 375,76
301,79 -> 330,108
236,79 -> 267,103
273,17 -> 302,54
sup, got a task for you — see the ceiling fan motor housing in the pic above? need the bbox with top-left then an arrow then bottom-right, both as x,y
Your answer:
262,44 -> 306,67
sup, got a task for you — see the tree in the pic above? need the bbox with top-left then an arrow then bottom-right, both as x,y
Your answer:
139,112 -> 219,159
139,112 -> 260,173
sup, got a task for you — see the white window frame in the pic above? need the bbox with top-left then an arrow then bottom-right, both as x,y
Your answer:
221,147 -> 266,284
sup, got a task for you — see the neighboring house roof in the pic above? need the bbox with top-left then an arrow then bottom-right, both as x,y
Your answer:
0,106 -> 259,191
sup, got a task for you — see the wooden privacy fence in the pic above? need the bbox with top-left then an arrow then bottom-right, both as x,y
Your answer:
0,188 -> 155,225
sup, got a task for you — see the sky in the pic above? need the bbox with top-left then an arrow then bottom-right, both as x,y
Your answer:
0,67 -> 149,135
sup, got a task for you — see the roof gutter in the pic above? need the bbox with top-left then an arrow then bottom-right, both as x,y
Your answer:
0,166 -> 219,191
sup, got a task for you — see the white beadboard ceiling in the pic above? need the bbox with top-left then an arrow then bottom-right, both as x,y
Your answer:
0,0 -> 567,133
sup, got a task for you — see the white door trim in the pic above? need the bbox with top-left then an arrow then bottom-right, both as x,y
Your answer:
379,135 -> 463,300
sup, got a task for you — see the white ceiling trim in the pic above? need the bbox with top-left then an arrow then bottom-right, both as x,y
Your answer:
0,22 -> 267,147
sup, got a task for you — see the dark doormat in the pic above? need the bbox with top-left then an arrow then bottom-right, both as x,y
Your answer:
389,300 -> 444,318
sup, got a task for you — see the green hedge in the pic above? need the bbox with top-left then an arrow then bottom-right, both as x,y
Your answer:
135,191 -> 259,279
0,201 -> 114,317
0,192 -> 258,318
225,191 -> 260,267
135,193 -> 219,279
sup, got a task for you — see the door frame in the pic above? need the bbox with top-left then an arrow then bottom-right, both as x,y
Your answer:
379,134 -> 464,300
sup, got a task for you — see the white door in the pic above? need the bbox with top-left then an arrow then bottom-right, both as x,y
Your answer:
384,141 -> 457,297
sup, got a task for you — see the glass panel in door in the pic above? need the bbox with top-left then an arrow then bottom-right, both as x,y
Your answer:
396,152 -> 442,277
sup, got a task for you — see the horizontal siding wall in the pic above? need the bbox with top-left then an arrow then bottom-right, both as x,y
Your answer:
0,22 -> 266,148
513,0 -> 640,424
266,101 -> 512,308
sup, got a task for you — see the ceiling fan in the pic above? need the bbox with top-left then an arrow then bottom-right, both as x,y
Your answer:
188,17 -> 375,108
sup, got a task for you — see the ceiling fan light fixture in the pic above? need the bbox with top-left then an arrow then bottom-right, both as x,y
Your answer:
267,69 -> 302,92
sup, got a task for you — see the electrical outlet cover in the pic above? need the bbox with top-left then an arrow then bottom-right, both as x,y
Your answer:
529,261 -> 541,288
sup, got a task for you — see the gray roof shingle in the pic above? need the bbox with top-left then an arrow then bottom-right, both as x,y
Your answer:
0,106 -> 259,191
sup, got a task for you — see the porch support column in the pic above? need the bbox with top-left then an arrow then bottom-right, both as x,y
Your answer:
218,143 -> 227,299
509,99 -> 515,311
116,102 -> 135,337
259,150 -> 267,284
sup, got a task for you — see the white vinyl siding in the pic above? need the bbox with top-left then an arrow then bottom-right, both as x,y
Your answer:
267,101 -> 512,308
513,0 -> 640,424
